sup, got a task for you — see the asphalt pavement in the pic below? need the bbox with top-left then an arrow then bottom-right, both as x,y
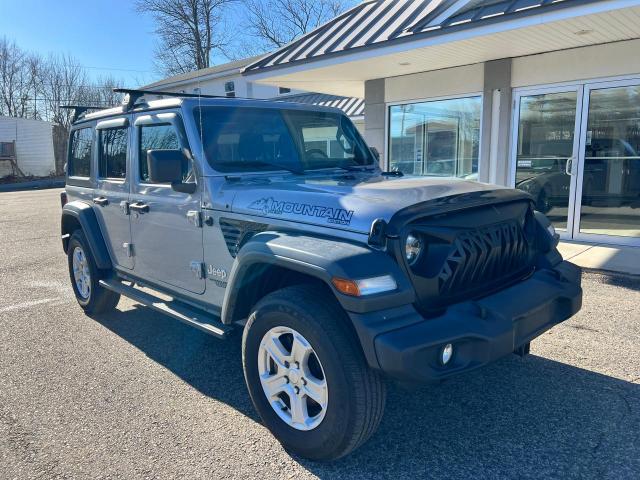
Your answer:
1,188 -> 639,479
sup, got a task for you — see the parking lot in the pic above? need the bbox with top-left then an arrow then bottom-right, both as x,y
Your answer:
1,188 -> 639,479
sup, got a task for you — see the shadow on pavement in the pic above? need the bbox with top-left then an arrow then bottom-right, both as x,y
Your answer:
94,304 -> 639,479
599,271 -> 640,292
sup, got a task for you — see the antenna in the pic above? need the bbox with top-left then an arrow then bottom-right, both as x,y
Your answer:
113,88 -> 226,111
59,105 -> 104,123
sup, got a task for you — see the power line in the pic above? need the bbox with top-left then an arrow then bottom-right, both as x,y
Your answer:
71,65 -> 155,74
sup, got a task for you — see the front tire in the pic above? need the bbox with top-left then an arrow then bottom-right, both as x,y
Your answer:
67,230 -> 120,314
242,285 -> 386,461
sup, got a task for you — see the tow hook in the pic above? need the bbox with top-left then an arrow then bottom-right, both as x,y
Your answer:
514,342 -> 531,357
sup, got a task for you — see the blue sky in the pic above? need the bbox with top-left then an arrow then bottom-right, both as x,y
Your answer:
1,0 -> 189,87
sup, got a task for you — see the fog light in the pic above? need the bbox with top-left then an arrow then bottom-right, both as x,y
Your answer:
441,344 -> 453,365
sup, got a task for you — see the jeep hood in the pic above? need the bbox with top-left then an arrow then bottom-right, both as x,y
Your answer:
227,173 -> 510,234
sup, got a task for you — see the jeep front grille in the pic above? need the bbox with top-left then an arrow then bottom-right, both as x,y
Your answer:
437,220 -> 530,297
397,200 -> 536,313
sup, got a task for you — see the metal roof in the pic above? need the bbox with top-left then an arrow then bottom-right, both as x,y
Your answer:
276,93 -> 364,118
244,0 -> 598,74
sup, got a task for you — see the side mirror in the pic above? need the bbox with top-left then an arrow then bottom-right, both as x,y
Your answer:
147,149 -> 196,193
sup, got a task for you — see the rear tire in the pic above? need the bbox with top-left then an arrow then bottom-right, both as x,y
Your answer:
242,285 -> 386,461
67,230 -> 120,314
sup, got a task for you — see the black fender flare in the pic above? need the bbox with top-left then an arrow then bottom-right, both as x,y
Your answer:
220,231 -> 415,324
61,201 -> 112,270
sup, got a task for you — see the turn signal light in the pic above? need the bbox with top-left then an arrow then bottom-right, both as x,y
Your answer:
332,277 -> 360,296
332,275 -> 397,297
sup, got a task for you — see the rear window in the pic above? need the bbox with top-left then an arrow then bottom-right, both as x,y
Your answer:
99,127 -> 128,179
193,106 -> 373,173
68,128 -> 93,177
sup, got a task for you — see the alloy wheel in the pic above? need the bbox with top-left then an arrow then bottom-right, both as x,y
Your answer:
257,326 -> 328,431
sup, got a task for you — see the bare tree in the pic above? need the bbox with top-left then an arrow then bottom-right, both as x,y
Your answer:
136,0 -> 236,76
85,75 -> 124,108
0,38 -> 129,174
0,37 -> 42,118
40,54 -> 92,131
240,0 -> 356,54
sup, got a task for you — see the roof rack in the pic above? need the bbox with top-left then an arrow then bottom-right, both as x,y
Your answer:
113,88 -> 226,111
59,105 -> 105,123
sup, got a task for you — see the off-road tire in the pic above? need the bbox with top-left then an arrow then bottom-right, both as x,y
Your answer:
242,285 -> 386,461
67,229 -> 120,314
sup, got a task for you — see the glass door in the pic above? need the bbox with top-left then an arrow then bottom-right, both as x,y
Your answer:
511,87 -> 584,233
574,81 -> 640,245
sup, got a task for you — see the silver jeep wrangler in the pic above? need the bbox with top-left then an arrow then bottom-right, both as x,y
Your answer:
61,89 -> 582,460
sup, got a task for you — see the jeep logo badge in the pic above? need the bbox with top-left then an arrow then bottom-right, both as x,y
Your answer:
207,265 -> 227,279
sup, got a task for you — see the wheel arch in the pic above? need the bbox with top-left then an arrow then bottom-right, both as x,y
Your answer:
222,260 -> 331,325
61,201 -> 112,270
220,231 -> 414,325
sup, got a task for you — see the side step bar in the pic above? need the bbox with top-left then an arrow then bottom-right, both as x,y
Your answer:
99,279 -> 232,339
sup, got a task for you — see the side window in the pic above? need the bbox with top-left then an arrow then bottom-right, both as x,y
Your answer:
99,127 -> 128,179
68,128 -> 93,177
224,81 -> 235,98
139,123 -> 191,183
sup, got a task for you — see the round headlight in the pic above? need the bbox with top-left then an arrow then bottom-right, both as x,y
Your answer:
405,233 -> 423,265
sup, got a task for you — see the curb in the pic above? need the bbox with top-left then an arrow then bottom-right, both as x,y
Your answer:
0,178 -> 65,192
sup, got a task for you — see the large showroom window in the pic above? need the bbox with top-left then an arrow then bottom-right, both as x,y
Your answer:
388,96 -> 482,178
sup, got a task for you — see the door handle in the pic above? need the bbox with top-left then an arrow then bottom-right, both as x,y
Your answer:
129,202 -> 149,213
93,196 -> 109,206
565,157 -> 575,176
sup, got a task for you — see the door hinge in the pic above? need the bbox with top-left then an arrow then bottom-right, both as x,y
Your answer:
187,210 -> 202,228
190,261 -> 205,279
123,242 -> 134,257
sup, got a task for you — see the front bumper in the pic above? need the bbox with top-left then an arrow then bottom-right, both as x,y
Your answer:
348,261 -> 582,383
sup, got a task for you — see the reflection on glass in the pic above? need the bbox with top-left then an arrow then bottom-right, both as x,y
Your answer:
388,97 -> 481,178
514,91 -> 577,230
580,85 -> 640,238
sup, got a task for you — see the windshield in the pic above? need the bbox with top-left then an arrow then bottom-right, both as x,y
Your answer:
193,106 -> 374,173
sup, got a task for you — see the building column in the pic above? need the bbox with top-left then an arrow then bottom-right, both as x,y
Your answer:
364,78 -> 386,169
479,59 -> 512,186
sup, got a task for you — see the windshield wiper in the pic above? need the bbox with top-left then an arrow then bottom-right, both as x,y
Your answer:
218,160 -> 305,175
334,164 -> 376,172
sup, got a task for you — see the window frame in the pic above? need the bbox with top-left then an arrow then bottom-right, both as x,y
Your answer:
137,122 -> 183,183
67,126 -> 94,181
385,93 -> 484,177
96,123 -> 129,182
133,111 -> 195,188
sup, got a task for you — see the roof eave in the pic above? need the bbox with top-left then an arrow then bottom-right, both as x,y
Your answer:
243,0 -> 629,79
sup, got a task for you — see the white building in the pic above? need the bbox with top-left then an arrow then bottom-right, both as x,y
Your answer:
140,56 -> 365,131
0,116 -> 57,178
142,56 -> 295,99
242,0 -> 640,247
